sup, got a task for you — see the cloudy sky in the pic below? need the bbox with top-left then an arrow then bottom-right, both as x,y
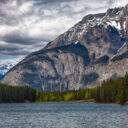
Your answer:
0,0 -> 127,66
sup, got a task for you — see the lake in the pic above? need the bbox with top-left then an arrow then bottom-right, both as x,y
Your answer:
0,102 -> 128,128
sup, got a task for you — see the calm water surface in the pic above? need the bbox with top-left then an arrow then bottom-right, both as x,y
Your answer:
0,102 -> 128,128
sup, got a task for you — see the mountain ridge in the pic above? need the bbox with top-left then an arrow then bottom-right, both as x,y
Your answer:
2,4 -> 128,91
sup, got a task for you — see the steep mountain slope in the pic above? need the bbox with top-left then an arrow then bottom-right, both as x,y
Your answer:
2,4 -> 128,91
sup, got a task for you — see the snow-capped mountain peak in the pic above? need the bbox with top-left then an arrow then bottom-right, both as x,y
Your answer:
0,58 -> 22,76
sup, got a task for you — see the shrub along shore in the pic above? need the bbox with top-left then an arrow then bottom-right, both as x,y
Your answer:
0,73 -> 128,105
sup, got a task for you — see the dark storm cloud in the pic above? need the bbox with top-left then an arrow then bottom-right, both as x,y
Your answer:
1,32 -> 45,45
0,41 -> 47,56
0,0 -> 127,57
0,46 -> 20,52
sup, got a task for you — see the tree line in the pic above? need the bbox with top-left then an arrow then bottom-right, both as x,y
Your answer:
36,73 -> 128,105
0,84 -> 36,103
0,73 -> 128,104
94,73 -> 128,105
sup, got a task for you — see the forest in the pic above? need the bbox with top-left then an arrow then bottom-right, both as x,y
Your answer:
0,84 -> 36,103
36,73 -> 128,105
0,73 -> 128,104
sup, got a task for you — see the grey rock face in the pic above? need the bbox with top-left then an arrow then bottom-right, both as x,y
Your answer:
2,44 -> 90,91
2,4 -> 128,91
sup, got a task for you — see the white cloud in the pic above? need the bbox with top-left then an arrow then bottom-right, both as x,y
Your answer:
111,0 -> 128,7
0,0 -> 127,69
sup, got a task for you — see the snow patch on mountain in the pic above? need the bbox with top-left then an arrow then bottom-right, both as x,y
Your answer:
0,58 -> 22,75
107,20 -> 121,30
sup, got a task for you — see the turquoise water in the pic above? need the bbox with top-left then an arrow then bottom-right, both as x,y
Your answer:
0,102 -> 128,128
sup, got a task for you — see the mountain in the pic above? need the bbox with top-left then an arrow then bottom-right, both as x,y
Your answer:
0,74 -> 3,80
0,63 -> 11,80
0,62 -> 17,76
2,4 -> 128,91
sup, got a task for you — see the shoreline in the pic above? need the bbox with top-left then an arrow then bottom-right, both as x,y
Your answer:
0,101 -> 127,105
36,100 -> 128,105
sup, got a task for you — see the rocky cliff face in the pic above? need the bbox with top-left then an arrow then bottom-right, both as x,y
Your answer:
2,4 -> 128,91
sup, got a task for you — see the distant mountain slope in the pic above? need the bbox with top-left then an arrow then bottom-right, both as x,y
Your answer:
0,58 -> 22,77
0,74 -> 3,79
0,63 -> 13,75
2,4 -> 128,91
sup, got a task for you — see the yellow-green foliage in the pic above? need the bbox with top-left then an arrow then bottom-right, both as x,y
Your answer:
64,93 -> 73,101
36,89 -> 94,102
